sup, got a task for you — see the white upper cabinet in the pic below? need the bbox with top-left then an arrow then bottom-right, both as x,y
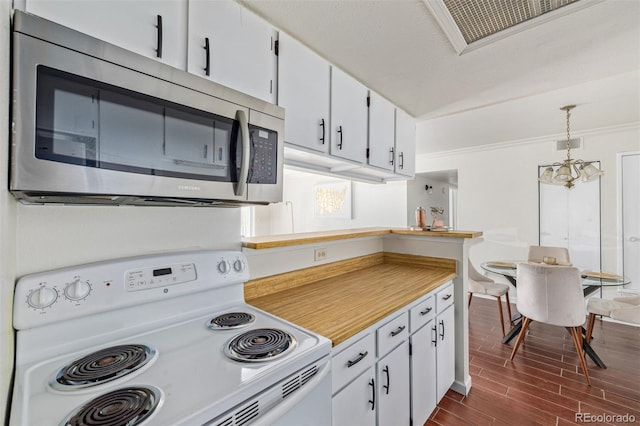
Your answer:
367,91 -> 396,172
278,32 -> 331,154
395,108 -> 416,177
188,0 -> 277,103
23,0 -> 188,69
330,67 -> 368,164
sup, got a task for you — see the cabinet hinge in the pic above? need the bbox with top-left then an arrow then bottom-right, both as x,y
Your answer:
366,148 -> 370,159
274,39 -> 279,56
366,95 -> 370,107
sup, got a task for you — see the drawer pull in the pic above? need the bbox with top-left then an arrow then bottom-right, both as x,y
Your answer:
382,365 -> 390,394
368,378 -> 375,410
420,307 -> 433,316
442,294 -> 452,301
346,351 -> 369,368
390,325 -> 406,337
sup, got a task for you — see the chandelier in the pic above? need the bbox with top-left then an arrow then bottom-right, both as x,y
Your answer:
538,105 -> 603,189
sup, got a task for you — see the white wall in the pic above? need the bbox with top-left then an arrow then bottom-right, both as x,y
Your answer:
250,168 -> 408,235
0,0 -> 16,420
416,91 -> 640,298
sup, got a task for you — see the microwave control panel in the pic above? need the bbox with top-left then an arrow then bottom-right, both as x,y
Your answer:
247,125 -> 277,184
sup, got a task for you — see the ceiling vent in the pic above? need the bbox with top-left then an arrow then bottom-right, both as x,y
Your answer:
556,137 -> 581,151
424,0 -> 603,54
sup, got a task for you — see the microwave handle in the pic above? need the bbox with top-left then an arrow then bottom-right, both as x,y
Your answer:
235,110 -> 250,197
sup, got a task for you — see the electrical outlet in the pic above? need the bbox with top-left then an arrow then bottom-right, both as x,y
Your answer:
314,248 -> 327,261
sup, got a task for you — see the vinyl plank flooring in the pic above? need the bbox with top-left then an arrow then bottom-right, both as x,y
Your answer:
424,297 -> 640,426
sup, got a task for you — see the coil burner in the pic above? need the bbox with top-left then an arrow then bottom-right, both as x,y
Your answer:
225,328 -> 297,362
61,386 -> 162,426
208,312 -> 256,330
51,344 -> 157,390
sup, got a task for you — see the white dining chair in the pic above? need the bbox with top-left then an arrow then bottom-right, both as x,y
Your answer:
527,245 -> 571,264
585,295 -> 640,343
468,260 -> 512,336
510,263 -> 591,385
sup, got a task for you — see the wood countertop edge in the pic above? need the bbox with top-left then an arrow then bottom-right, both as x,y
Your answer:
242,227 -> 482,249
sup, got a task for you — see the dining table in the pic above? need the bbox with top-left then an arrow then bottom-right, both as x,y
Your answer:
480,260 -> 631,369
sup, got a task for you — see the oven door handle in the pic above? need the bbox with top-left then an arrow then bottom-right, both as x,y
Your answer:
251,357 -> 331,425
234,109 -> 250,197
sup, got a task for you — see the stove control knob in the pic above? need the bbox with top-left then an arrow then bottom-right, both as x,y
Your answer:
233,259 -> 245,272
217,260 -> 231,274
27,286 -> 58,309
64,279 -> 92,301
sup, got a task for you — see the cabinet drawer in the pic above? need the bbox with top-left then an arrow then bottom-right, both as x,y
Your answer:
410,296 -> 435,333
332,333 -> 375,393
376,312 -> 409,357
436,283 -> 454,313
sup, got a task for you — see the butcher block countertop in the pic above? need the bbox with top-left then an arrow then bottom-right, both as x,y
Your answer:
245,252 -> 457,346
242,227 -> 482,250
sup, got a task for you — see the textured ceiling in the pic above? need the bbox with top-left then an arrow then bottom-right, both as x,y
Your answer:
240,0 -> 640,121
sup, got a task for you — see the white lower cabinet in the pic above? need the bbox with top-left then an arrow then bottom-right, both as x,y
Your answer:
436,304 -> 455,401
332,281 -> 454,426
332,367 -> 376,426
377,341 -> 410,426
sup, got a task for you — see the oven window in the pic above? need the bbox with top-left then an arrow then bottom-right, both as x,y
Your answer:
35,66 -> 239,182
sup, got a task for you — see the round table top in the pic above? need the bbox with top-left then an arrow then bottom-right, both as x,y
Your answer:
480,261 -> 631,287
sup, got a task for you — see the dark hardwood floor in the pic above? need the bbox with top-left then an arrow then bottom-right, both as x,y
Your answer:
426,296 -> 640,426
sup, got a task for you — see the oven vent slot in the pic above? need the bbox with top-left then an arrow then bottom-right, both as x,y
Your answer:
281,364 -> 318,399
235,401 -> 259,426
300,365 -> 319,385
216,418 -> 233,426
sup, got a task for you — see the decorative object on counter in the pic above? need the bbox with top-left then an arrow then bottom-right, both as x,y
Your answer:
415,206 -> 427,228
425,185 -> 433,194
314,181 -> 352,219
538,104 -> 603,189
430,207 -> 445,228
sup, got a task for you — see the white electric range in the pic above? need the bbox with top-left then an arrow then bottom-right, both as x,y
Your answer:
10,250 -> 332,426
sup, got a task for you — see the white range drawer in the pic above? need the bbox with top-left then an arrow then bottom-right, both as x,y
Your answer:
435,282 -> 454,313
409,295 -> 435,333
376,312 -> 409,357
332,333 -> 375,393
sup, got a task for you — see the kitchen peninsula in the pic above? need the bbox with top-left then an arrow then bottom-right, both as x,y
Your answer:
242,227 -> 482,414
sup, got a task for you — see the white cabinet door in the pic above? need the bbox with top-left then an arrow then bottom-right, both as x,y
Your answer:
188,0 -> 277,103
368,91 -> 395,171
278,32 -> 331,153
332,367 -> 376,426
377,341 -> 410,426
436,305 -> 455,401
395,108 -> 416,177
410,321 -> 437,425
23,0 -> 187,69
330,67 -> 368,163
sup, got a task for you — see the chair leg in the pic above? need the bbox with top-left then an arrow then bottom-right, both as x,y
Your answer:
505,292 -> 513,325
468,292 -> 473,308
496,296 -> 505,336
570,326 -> 591,386
510,316 -> 532,360
585,313 -> 596,344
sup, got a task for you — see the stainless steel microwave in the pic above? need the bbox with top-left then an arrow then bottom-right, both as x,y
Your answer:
10,10 -> 284,206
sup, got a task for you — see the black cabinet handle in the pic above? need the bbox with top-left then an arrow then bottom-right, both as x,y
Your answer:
368,378 -> 375,411
320,118 -> 325,144
337,125 -> 343,149
155,15 -> 163,58
439,319 -> 445,340
346,351 -> 368,368
390,325 -> 406,337
389,147 -> 395,165
432,324 -> 437,346
420,307 -> 433,316
203,37 -> 210,76
382,365 -> 390,394
442,294 -> 452,301
399,151 -> 404,169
